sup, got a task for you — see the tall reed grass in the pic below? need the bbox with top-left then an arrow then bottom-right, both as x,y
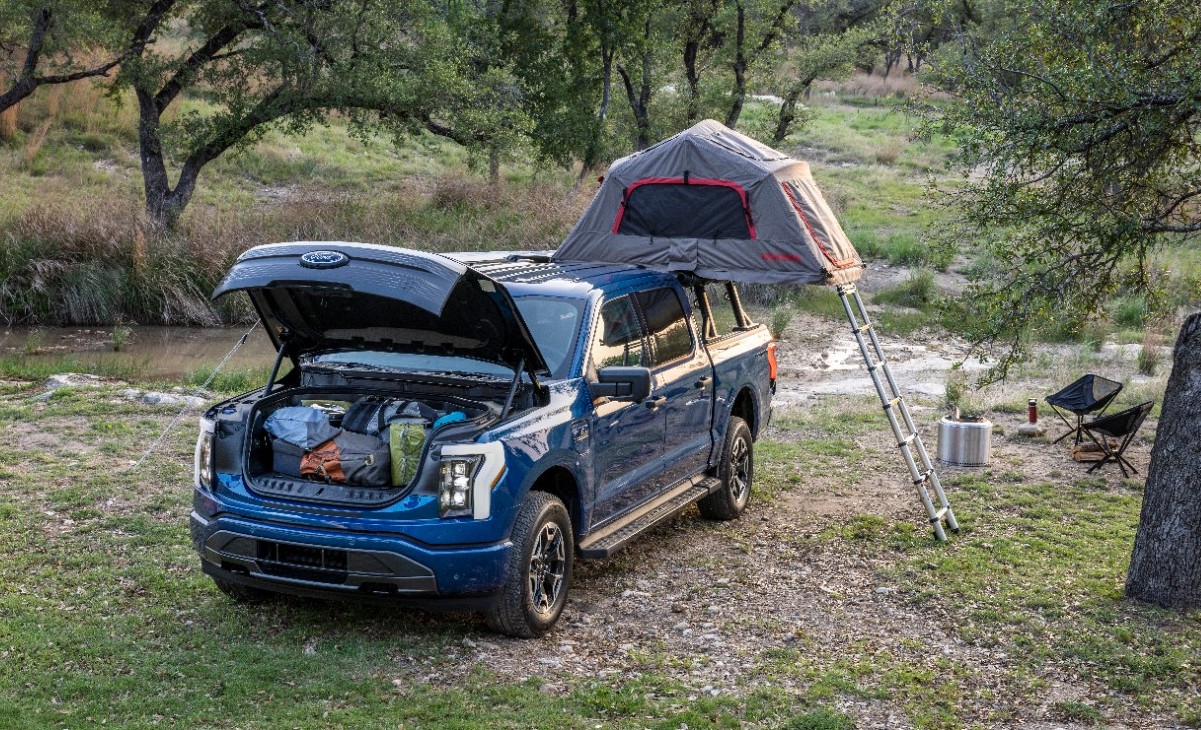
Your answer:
0,177 -> 588,326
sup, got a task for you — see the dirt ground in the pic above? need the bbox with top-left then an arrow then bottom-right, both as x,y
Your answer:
390,299 -> 1168,729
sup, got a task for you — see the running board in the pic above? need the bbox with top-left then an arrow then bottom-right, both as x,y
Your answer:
577,476 -> 720,559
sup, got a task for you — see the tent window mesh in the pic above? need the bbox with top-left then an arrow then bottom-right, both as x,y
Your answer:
618,184 -> 751,239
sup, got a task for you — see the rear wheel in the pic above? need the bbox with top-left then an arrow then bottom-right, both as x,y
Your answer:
486,491 -> 573,638
698,416 -> 753,521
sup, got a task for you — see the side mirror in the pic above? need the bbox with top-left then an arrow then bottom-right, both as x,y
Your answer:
590,366 -> 652,402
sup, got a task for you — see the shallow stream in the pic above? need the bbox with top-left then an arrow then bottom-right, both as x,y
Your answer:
0,326 -> 278,381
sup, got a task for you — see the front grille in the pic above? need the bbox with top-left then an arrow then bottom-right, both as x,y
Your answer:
256,540 -> 349,584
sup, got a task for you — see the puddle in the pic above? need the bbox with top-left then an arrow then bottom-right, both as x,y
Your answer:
771,328 -> 991,406
0,326 -> 277,381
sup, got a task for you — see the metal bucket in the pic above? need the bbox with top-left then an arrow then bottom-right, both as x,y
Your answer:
937,416 -> 992,466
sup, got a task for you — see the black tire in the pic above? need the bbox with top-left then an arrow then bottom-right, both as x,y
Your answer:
486,491 -> 573,638
212,576 -> 274,604
698,416 -> 753,521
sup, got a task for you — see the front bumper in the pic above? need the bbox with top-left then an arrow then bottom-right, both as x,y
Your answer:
191,512 -> 511,605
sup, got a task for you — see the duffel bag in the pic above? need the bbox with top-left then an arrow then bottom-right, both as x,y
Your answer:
272,438 -> 307,479
264,406 -> 339,449
301,431 -> 391,486
344,397 -> 440,436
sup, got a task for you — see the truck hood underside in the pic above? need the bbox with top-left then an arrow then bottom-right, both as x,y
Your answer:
212,242 -> 549,375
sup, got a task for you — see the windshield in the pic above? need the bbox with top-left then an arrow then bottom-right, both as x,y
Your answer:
305,351 -> 514,378
514,296 -> 583,379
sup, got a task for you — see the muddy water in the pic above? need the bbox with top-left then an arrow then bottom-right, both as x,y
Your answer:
0,326 -> 278,381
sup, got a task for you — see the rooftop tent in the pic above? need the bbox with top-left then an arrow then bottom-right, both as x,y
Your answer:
552,119 -> 864,286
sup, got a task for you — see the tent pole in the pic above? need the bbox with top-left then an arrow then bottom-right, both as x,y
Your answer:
836,283 -> 959,541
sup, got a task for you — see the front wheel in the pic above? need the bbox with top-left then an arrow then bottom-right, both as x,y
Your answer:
486,491 -> 573,638
698,416 -> 753,521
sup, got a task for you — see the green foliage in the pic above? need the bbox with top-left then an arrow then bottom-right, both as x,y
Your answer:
782,706 -> 855,730
922,0 -> 1201,375
873,269 -> 939,309
770,306 -> 796,339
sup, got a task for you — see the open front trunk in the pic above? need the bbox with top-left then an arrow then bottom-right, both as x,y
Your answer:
239,386 -> 499,507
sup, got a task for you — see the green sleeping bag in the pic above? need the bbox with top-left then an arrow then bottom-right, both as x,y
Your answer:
388,418 -> 427,486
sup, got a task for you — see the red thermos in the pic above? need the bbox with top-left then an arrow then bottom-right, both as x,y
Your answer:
1028,399 -> 1038,424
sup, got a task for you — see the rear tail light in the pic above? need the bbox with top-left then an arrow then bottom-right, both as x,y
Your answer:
767,341 -> 778,381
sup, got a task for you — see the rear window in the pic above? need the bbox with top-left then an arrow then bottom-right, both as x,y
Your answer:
633,288 -> 693,365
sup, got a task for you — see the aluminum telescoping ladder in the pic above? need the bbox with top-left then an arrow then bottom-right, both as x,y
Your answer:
837,283 -> 960,541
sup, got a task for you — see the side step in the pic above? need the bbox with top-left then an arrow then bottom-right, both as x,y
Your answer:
577,477 -> 720,559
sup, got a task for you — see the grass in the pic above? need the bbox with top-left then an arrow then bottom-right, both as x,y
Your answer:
0,371 -> 1195,727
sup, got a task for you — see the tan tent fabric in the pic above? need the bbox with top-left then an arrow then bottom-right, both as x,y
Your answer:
553,119 -> 863,286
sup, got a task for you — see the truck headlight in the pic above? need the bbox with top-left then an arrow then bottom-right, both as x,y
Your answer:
438,457 -> 480,518
196,418 -> 215,490
437,442 -> 505,519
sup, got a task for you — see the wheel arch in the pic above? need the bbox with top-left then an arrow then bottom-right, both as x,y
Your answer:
524,464 -> 582,540
730,386 -> 760,439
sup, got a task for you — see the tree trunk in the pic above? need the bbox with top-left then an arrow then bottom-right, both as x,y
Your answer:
683,38 -> 702,124
724,3 -> 747,129
135,87 -> 177,228
1125,312 -> 1201,609
773,88 -> 802,144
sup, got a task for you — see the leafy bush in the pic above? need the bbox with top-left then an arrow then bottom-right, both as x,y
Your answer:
873,269 -> 939,309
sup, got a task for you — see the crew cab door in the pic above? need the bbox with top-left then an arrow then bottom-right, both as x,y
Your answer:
632,287 -> 714,490
587,294 -> 663,524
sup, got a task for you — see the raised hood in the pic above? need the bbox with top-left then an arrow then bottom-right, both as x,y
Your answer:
213,242 -> 549,375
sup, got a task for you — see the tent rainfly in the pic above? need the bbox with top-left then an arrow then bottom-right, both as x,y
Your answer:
552,119 -> 864,286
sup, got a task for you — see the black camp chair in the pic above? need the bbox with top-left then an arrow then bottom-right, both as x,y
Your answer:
1081,401 -> 1155,477
1046,374 -> 1124,445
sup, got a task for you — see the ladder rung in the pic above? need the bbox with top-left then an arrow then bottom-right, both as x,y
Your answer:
841,284 -> 957,541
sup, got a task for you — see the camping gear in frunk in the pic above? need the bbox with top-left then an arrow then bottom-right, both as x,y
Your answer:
300,430 -> 391,486
263,406 -> 340,449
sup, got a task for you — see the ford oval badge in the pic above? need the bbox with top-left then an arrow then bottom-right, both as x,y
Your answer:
299,250 -> 349,269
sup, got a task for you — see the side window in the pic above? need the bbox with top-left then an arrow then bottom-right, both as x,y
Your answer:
633,288 -> 693,365
591,296 -> 645,370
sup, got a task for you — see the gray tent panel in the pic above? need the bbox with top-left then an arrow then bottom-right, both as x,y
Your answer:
554,119 -> 863,286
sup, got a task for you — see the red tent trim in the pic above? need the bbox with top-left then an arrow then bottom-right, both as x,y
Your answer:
781,182 -> 857,269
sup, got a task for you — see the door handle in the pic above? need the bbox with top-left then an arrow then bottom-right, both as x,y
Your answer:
695,376 -> 712,389
645,396 -> 667,410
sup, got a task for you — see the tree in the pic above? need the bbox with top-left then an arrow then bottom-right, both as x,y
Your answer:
768,0 -> 883,143
1126,313 -> 1201,608
924,0 -> 1201,607
0,1 -> 130,113
112,0 -> 512,227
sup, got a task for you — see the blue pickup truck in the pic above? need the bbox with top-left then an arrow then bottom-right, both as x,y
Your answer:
192,242 -> 775,636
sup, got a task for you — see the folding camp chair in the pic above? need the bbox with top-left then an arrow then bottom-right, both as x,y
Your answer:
1045,374 -> 1124,445
1080,401 -> 1154,477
